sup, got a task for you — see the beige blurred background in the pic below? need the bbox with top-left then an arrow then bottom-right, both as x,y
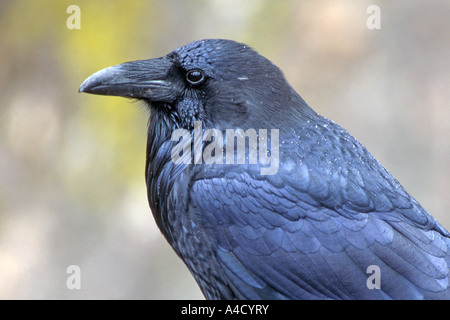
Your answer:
0,0 -> 449,299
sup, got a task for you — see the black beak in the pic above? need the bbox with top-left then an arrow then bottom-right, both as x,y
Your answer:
79,56 -> 174,102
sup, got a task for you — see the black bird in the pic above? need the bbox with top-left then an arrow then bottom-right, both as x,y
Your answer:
79,39 -> 450,299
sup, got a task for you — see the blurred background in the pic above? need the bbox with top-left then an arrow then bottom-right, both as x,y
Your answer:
0,0 -> 449,299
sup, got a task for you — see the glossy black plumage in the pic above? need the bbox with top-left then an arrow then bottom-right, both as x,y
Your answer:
79,39 -> 450,299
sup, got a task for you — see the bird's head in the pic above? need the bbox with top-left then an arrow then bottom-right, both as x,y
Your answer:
79,39 -> 314,131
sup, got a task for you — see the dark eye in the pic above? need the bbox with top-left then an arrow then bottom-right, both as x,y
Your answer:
186,70 -> 206,86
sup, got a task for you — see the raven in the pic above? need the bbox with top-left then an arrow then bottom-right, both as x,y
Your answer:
79,39 -> 450,299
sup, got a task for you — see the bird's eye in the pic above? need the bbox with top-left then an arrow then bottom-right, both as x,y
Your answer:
186,70 -> 206,86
